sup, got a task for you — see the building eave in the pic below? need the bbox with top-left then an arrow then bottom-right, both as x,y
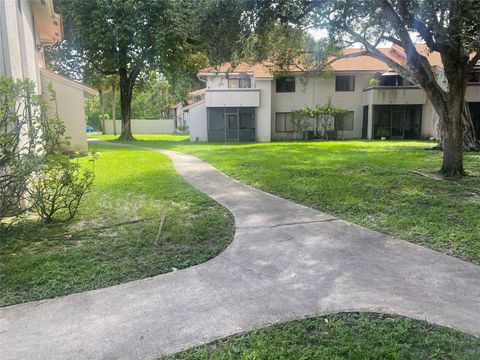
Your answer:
40,68 -> 98,96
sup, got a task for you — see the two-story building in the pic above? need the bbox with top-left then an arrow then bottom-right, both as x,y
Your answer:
185,45 -> 480,142
0,0 -> 97,152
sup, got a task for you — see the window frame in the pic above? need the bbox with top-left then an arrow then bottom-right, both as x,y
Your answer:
228,77 -> 251,89
275,112 -> 294,132
275,76 -> 296,93
335,111 -> 354,131
335,75 -> 355,92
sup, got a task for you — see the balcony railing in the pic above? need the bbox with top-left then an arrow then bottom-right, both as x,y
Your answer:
363,86 -> 426,105
205,88 -> 260,107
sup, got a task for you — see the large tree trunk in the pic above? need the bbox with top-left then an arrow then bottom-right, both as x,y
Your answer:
438,88 -> 466,177
118,70 -> 134,141
435,101 -> 480,151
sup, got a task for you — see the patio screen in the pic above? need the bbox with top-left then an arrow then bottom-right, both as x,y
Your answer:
207,107 -> 256,142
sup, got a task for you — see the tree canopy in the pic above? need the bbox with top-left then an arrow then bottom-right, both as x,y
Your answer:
51,0 -> 203,140
239,0 -> 480,176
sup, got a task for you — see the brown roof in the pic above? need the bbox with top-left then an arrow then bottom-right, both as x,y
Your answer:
198,45 -> 446,77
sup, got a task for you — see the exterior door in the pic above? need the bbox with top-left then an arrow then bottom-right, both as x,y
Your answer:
225,113 -> 239,141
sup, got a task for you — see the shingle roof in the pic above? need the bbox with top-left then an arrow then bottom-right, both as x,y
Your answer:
198,45 -> 446,77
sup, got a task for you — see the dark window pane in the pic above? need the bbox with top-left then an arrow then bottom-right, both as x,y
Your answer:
276,112 -> 294,132
335,111 -> 354,131
240,77 -> 251,88
285,113 -> 294,132
275,113 -> 286,132
335,75 -> 355,91
276,76 -> 296,92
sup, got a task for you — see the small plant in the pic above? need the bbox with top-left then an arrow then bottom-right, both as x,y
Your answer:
27,155 -> 95,223
376,128 -> 390,139
369,77 -> 380,86
177,125 -> 189,133
291,102 -> 347,140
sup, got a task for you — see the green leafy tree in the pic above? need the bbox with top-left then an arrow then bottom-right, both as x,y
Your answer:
54,0 -> 197,140
245,0 -> 480,176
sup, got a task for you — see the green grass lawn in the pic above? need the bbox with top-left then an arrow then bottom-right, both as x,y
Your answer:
0,142 -> 234,307
164,313 -> 480,359
92,134 -> 480,264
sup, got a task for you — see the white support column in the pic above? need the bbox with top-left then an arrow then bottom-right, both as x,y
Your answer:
255,78 -> 272,142
367,104 -> 374,140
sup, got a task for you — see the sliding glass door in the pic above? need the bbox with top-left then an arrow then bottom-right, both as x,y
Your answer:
373,105 -> 422,139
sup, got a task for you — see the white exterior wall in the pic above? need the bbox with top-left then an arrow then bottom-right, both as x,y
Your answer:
256,79 -> 272,142
103,119 -> 175,135
205,89 -> 260,107
0,0 -> 41,86
41,72 -> 88,153
188,102 -> 208,142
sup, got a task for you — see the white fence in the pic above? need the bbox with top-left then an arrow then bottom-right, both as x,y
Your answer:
103,119 -> 175,134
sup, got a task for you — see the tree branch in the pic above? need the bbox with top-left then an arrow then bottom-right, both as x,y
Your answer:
395,0 -> 442,52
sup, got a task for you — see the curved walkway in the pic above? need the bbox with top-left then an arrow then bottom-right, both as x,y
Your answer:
1,146 -> 479,360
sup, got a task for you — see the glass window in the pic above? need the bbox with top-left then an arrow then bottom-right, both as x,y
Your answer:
275,113 -> 294,132
228,78 -> 239,89
228,77 -> 251,88
276,76 -> 295,92
335,75 -> 355,91
240,77 -> 251,88
335,111 -> 354,131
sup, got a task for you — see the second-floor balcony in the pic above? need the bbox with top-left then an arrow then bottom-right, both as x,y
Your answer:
363,86 -> 426,106
205,88 -> 260,107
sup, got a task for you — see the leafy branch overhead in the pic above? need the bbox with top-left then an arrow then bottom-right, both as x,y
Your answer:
244,0 -> 480,176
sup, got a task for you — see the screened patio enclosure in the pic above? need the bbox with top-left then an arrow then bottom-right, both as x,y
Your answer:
373,105 -> 422,139
207,107 -> 256,142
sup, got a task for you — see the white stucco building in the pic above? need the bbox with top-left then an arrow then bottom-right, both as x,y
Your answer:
0,0 -> 97,152
185,45 -> 480,142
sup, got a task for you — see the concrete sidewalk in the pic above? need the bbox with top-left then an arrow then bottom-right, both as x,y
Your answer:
1,146 -> 479,360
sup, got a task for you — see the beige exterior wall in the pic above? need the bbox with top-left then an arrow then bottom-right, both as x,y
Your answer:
256,79 -> 272,142
103,119 -> 175,135
188,102 -> 208,142
40,71 -> 88,153
362,87 -> 426,106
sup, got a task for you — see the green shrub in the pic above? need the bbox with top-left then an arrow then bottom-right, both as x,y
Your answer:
0,76 -> 95,224
27,155 -> 95,223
